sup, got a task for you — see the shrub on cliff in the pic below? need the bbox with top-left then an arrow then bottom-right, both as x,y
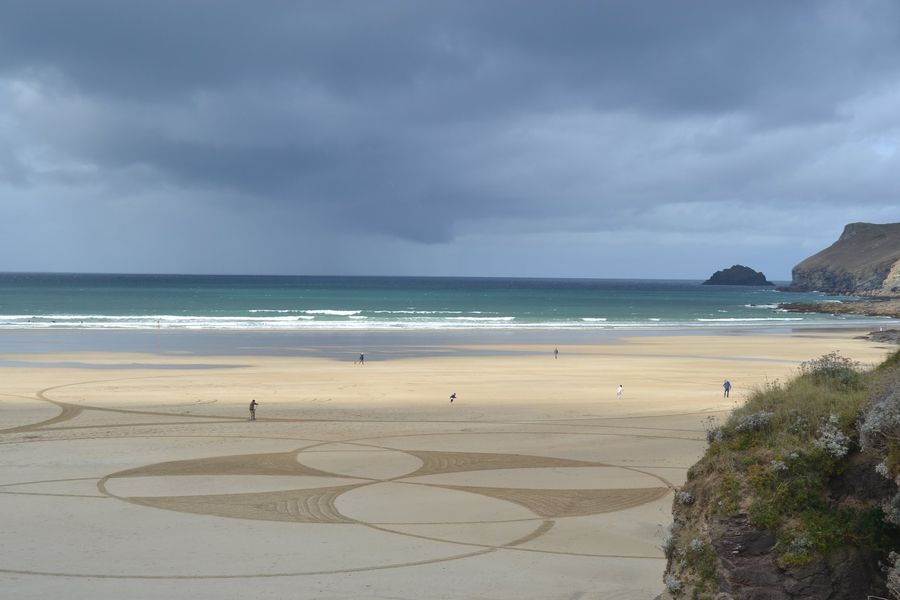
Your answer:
814,414 -> 851,459
800,351 -> 861,389
859,353 -> 900,540
662,350 -> 900,599
860,384 -> 900,459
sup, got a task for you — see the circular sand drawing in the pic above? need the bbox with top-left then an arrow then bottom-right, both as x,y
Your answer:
98,441 -> 671,564
2,377 -> 680,579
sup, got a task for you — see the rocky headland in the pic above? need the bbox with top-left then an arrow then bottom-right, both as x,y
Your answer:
657,351 -> 900,599
703,265 -> 774,286
778,222 -> 900,320
785,222 -> 900,295
684,222 -> 900,597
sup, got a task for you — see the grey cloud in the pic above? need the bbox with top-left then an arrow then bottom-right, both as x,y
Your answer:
1,1 -> 900,275
6,2 -> 900,118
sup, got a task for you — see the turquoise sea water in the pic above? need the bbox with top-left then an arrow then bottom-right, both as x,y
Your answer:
0,273 -> 893,331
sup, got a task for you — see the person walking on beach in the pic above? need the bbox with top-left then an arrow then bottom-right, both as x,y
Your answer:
449,392 -> 456,403
723,380 -> 731,398
616,384 -> 624,399
358,353 -> 365,365
554,347 -> 559,359
249,399 -> 258,421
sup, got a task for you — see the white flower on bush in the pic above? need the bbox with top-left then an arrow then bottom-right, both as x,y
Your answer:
788,412 -> 809,435
706,425 -> 724,443
676,491 -> 695,505
789,535 -> 813,553
770,459 -> 788,472
887,551 -> 900,599
814,414 -> 850,459
664,574 -> 683,593
877,461 -> 892,479
661,535 -> 676,557
885,492 -> 900,526
734,411 -> 774,433
800,351 -> 860,385
860,387 -> 900,452
687,538 -> 705,552
676,538 -> 707,558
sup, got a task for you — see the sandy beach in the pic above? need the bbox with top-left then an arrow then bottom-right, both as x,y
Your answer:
0,330 -> 893,599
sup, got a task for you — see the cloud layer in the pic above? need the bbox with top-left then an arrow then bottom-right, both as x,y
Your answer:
2,1 -> 899,278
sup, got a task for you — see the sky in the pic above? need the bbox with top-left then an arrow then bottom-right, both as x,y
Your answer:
1,1 -> 899,280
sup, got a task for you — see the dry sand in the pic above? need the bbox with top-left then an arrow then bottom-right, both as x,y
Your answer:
0,330 -> 893,599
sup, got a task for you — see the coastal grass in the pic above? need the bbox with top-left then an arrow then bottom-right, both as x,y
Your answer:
686,350 -> 900,572
663,524 -> 718,599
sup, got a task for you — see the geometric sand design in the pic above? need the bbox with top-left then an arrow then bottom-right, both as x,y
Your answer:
128,485 -> 358,523
1,371 -> 717,587
441,485 -> 670,517
102,448 -> 669,525
108,451 -> 341,479
403,450 -> 602,477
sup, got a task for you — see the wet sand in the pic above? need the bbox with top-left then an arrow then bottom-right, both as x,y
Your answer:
0,330 -> 892,599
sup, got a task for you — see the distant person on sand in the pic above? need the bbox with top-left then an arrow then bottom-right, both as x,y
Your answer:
616,384 -> 624,399
358,353 -> 365,365
450,392 -> 456,403
554,347 -> 559,359
723,380 -> 731,398
249,399 -> 258,421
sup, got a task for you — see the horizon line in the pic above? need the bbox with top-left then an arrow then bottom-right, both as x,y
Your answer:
0,270 -> 792,283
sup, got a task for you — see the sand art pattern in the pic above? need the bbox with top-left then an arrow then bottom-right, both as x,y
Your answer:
100,447 -> 669,525
9,332 -> 881,598
0,374 -> 681,586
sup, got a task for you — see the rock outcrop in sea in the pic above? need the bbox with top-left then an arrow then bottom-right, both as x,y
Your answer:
703,265 -> 774,286
787,222 -> 900,295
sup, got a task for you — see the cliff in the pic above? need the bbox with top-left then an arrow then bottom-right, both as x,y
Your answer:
658,351 -> 900,599
788,222 -> 900,294
703,265 -> 774,286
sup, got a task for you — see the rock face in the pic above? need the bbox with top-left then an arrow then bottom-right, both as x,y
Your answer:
703,265 -> 774,286
780,299 -> 900,319
857,328 -> 900,344
659,452 -> 895,600
788,222 -> 900,294
707,518 -> 886,600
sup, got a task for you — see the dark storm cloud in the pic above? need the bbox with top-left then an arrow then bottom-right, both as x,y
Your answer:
1,1 -> 900,275
4,2 -> 897,109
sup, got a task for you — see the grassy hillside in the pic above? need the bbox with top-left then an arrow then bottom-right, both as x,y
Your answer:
794,222 -> 900,276
662,350 -> 900,598
789,222 -> 900,293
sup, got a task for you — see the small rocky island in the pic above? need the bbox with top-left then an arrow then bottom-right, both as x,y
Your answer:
703,265 -> 774,286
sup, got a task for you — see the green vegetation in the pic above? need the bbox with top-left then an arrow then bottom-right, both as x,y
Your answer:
667,349 -> 900,598
699,350 -> 900,566
663,526 -> 717,598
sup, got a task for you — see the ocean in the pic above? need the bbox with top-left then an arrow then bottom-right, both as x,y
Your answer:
0,272 -> 892,332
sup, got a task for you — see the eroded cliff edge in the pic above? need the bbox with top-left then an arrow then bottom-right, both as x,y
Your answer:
657,351 -> 900,599
786,222 -> 900,295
